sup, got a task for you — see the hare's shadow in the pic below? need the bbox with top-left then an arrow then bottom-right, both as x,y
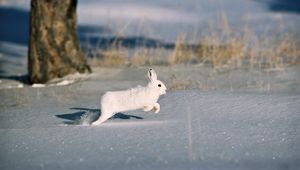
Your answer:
56,107 -> 143,125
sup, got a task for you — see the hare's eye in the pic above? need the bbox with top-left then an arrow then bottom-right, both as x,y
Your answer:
158,84 -> 161,87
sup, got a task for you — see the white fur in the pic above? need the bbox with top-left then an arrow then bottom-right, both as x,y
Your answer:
92,69 -> 167,125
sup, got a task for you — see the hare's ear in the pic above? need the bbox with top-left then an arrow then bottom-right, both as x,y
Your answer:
148,68 -> 157,82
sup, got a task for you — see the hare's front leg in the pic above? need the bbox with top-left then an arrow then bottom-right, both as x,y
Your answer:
153,103 -> 160,113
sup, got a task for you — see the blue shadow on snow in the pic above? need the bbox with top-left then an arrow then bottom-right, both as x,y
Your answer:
56,107 -> 143,125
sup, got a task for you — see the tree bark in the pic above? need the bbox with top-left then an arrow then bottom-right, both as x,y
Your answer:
28,0 -> 91,84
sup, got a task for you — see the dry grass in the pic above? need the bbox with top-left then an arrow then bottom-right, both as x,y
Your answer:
86,12 -> 300,70
194,13 -> 300,70
88,45 -> 128,67
168,33 -> 193,65
131,48 -> 162,67
196,34 -> 246,69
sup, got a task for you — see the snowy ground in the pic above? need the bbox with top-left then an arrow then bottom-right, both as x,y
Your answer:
1,66 -> 300,170
1,88 -> 300,170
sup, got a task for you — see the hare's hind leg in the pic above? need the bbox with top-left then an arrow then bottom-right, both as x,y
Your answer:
92,110 -> 113,125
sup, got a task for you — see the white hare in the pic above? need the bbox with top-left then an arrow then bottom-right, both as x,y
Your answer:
92,68 -> 167,125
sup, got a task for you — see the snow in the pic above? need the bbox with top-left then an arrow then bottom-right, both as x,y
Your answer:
1,0 -> 300,43
0,88 -> 299,170
76,0 -> 300,43
32,79 -> 76,88
55,80 -> 76,86
32,84 -> 46,88
0,66 -> 300,169
78,3 -> 198,24
0,42 -> 27,75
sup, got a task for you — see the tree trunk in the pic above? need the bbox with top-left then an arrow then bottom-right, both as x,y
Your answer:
28,0 -> 91,84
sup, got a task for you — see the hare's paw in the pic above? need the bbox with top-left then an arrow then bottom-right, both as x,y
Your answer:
153,103 -> 160,114
92,117 -> 108,125
91,121 -> 101,126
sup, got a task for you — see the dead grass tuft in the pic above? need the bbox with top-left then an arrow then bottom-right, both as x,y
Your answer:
131,48 -> 162,67
168,33 -> 193,65
89,47 -> 128,67
194,13 -> 300,70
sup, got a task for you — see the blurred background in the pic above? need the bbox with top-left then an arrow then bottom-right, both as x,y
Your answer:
0,0 -> 299,91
